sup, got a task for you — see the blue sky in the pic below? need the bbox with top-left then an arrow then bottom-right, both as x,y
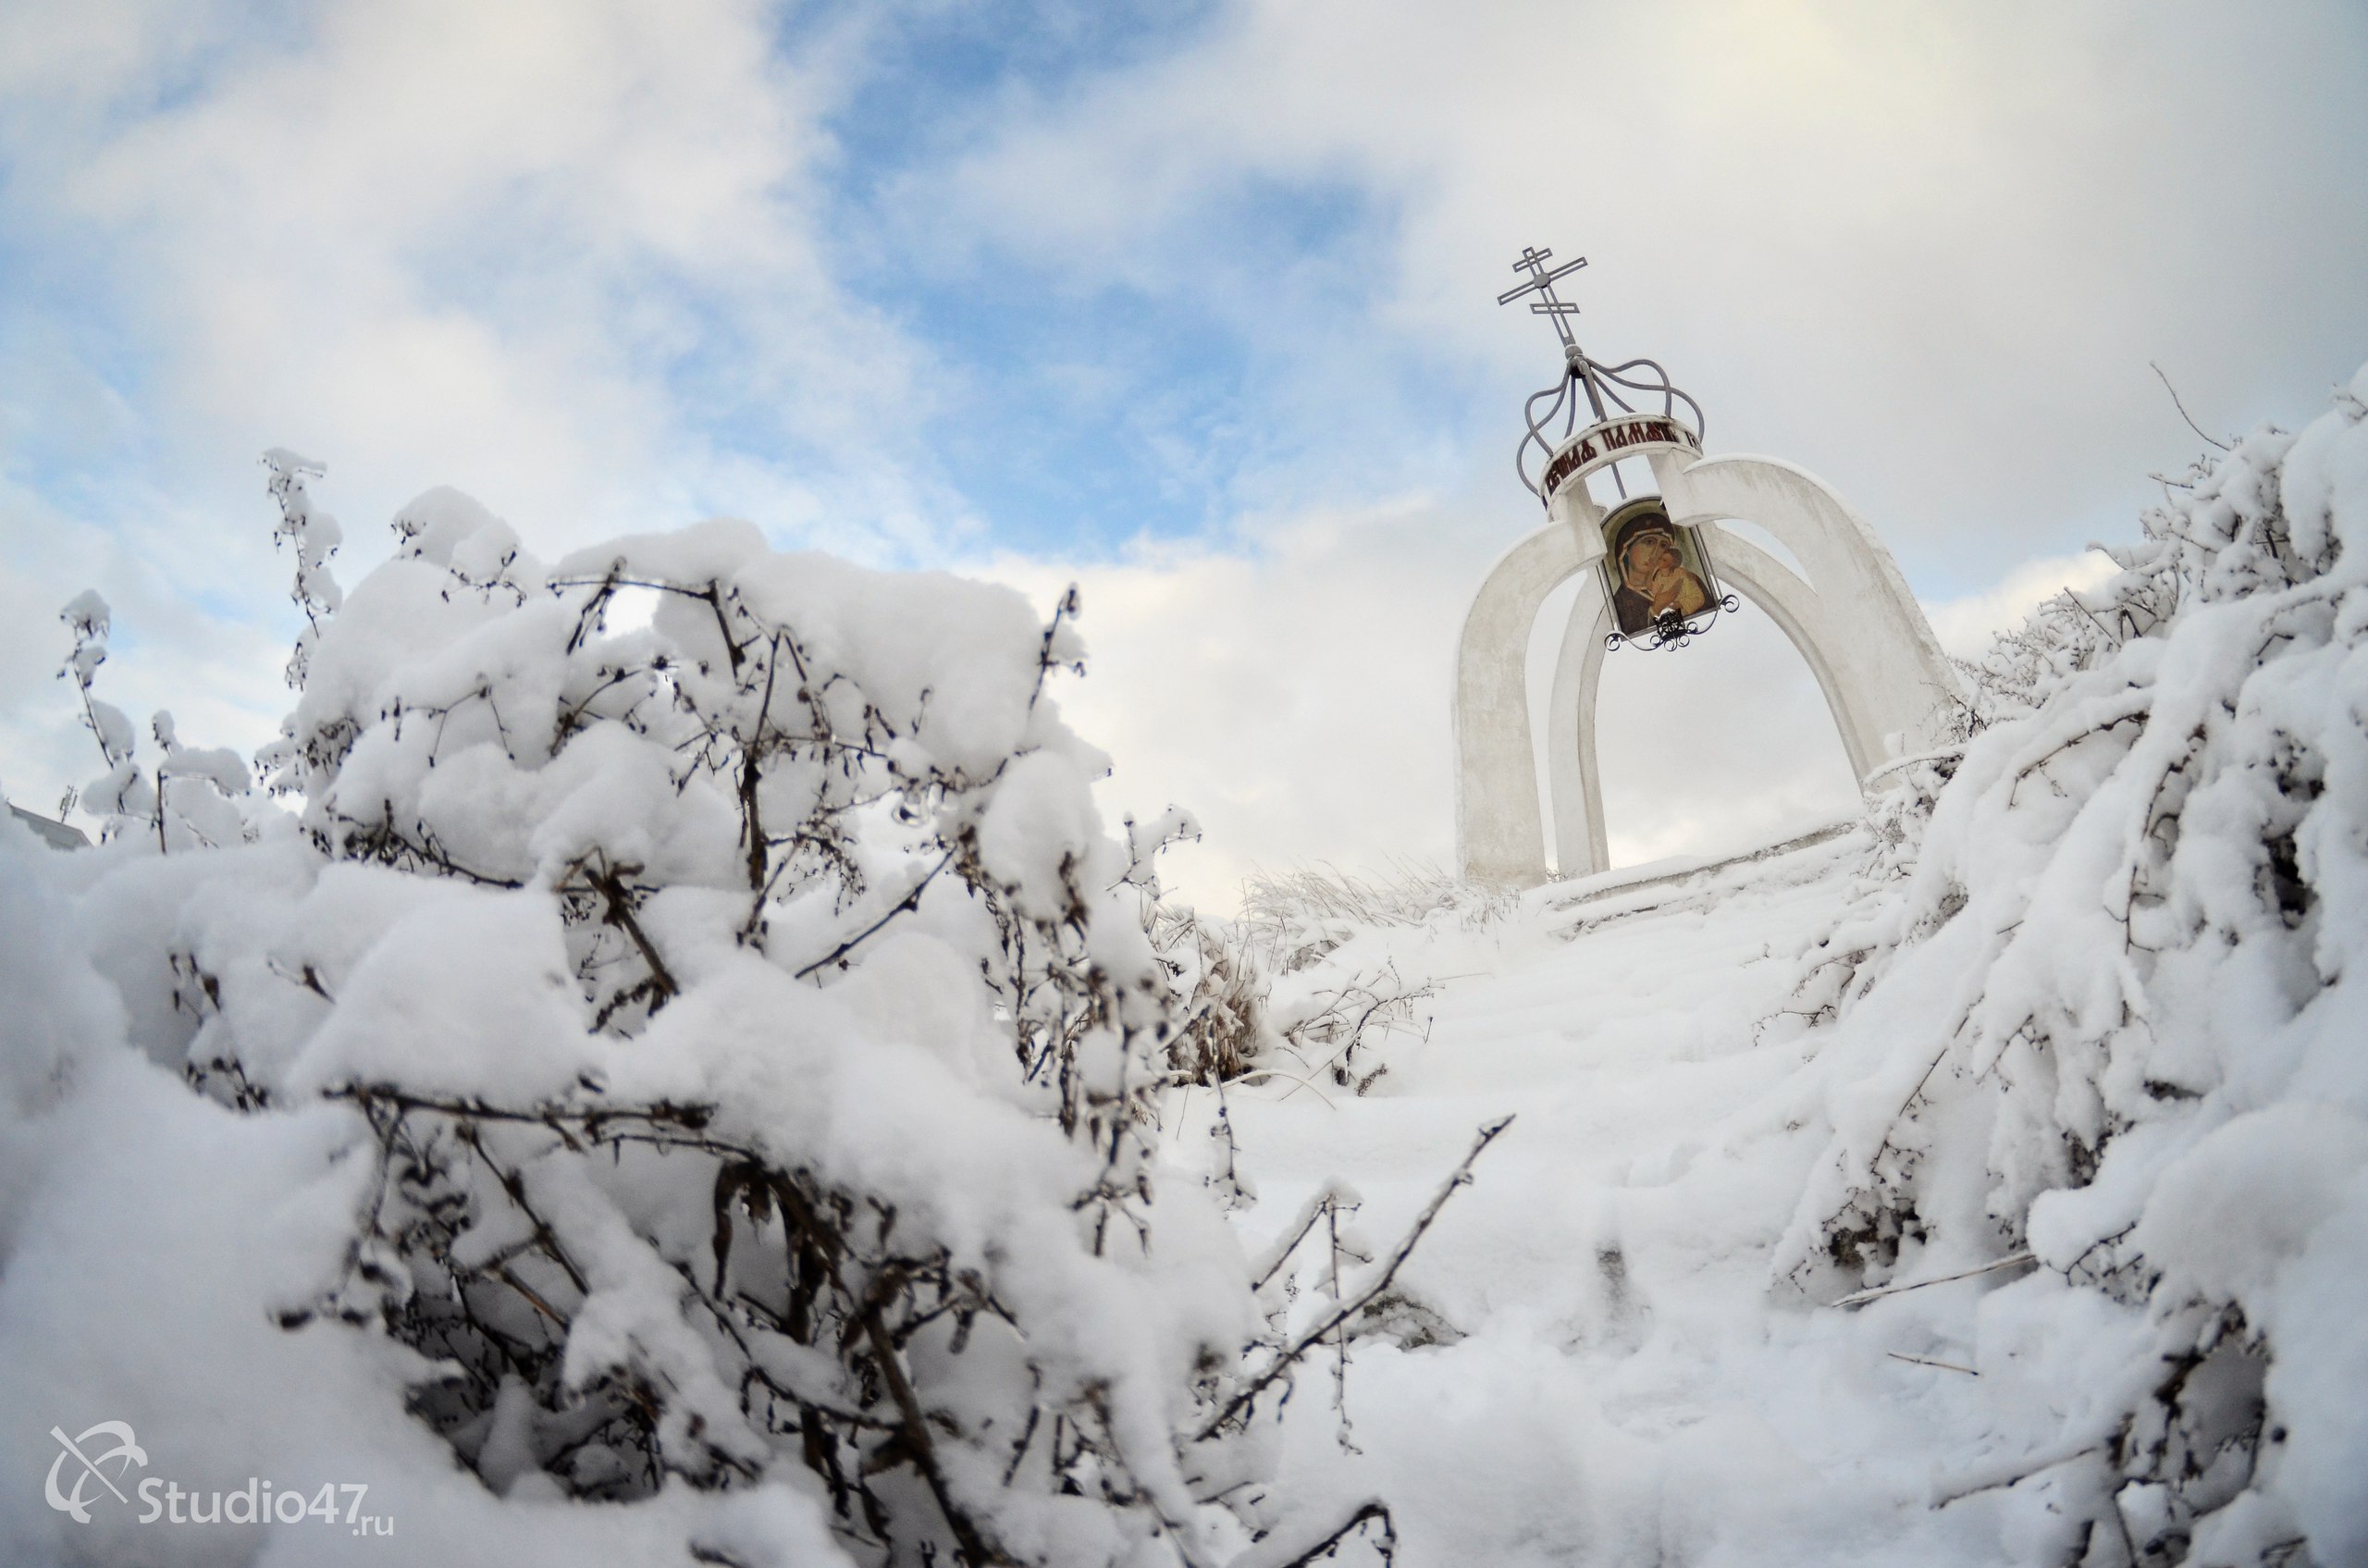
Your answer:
4,0 -> 2364,899
810,1 -> 1475,555
812,0 -> 1462,547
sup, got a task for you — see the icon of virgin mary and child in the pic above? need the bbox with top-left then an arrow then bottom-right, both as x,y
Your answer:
1604,505 -> 1712,636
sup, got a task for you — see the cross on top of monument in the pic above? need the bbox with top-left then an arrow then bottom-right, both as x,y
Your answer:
1497,246 -> 1588,358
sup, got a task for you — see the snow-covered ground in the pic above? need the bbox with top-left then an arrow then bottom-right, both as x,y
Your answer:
1195,829 -> 2049,1565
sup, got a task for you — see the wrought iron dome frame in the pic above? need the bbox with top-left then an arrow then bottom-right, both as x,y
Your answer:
1498,249 -> 1708,503
1497,246 -> 1731,651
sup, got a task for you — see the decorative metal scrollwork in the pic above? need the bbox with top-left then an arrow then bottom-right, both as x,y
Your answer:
1606,592 -> 1741,653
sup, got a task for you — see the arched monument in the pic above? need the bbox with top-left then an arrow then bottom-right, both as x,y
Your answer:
1456,248 -> 1962,887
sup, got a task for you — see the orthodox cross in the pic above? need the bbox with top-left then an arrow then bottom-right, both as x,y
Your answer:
1499,245 -> 1609,423
1497,246 -> 1587,358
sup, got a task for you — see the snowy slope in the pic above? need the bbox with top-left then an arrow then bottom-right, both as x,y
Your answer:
1197,368 -> 2368,1568
1190,830 -> 2064,1566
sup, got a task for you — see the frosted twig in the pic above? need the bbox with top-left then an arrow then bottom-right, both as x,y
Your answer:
1831,1252 -> 2035,1308
1931,1441 -> 2104,1508
1886,1351 -> 1978,1376
2055,587 -> 2122,650
1199,1116 -> 1512,1439
2150,361 -> 2230,451
1326,1197 -> 1353,1442
1250,1183 -> 1359,1293
1235,1500 -> 1395,1568
1238,1068 -> 1340,1109
793,849 -> 956,978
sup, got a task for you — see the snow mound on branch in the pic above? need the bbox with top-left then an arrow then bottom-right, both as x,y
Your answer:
1770,367 -> 2368,1563
0,482 -> 1323,1568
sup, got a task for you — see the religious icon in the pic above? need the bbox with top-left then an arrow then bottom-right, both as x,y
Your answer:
1599,500 -> 1716,642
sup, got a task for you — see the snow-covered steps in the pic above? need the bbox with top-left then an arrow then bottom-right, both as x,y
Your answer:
1540,815 -> 1864,942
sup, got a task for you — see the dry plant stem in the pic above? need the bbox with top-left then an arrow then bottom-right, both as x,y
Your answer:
737,659 -> 778,892
1263,1500 -> 1396,1568
1831,1252 -> 2035,1309
2150,361 -> 2231,451
454,1123 -> 591,1295
565,855 -> 678,1001
1199,1117 -> 1513,1440
795,849 -> 956,979
859,1305 -> 1008,1567
1326,1200 -> 1351,1441
1931,1444 -> 2106,1509
65,628 -> 168,855
332,1081 -> 1016,1565
1239,1068 -> 1338,1109
1252,1193 -> 1345,1294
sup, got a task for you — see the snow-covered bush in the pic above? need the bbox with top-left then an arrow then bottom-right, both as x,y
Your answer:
1786,369 -> 2368,1564
1238,863 -> 1513,963
1154,865 -> 1505,1094
1152,907 -> 1278,1087
56,589 -> 254,850
0,463 -> 1402,1567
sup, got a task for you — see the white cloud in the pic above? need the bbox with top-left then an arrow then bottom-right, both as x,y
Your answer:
980,498 -> 1473,908
1922,549 -> 2123,661
2,0 -> 935,544
0,0 -> 943,819
906,0 -> 2367,902
922,0 -> 2368,576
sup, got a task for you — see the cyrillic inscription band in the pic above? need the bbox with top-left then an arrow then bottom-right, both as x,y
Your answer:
1541,415 -> 1702,501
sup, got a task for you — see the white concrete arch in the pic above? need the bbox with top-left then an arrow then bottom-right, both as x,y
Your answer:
1454,450 -> 1960,887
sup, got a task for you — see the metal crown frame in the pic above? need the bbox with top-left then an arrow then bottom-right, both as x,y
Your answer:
1497,247 -> 1707,503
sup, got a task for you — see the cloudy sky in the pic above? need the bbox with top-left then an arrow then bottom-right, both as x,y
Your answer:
3,0 -> 2362,906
